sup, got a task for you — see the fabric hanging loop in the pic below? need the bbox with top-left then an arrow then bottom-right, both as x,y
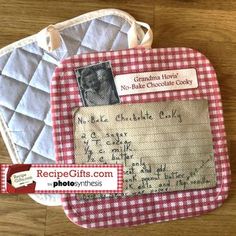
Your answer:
127,21 -> 153,49
36,25 -> 61,52
37,21 -> 153,51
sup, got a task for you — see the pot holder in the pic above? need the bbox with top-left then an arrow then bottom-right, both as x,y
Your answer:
51,47 -> 231,228
0,9 -> 153,206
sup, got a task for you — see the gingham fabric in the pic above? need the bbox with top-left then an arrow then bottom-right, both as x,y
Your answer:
51,48 -> 231,228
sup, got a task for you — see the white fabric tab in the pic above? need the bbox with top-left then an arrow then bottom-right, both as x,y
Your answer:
128,21 -> 153,49
36,25 -> 61,52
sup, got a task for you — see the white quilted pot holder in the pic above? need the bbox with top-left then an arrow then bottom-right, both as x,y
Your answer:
0,9 -> 153,206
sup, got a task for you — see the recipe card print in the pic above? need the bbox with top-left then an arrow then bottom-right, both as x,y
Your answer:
75,61 -> 120,106
73,100 -> 217,196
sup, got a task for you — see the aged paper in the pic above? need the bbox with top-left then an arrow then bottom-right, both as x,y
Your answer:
73,100 -> 216,196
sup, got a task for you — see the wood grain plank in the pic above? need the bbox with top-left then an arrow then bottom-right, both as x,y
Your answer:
154,7 -> 236,46
155,0 -> 236,11
0,135 -> 12,163
0,193 -> 19,203
0,0 -> 154,48
0,194 -> 47,236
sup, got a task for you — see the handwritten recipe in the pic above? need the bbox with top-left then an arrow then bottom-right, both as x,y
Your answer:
73,100 -> 217,196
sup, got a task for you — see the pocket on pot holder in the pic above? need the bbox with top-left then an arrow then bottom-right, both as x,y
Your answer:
51,47 -> 231,228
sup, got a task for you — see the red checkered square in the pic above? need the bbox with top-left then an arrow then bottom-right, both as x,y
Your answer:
0,164 -> 8,193
51,47 -> 231,228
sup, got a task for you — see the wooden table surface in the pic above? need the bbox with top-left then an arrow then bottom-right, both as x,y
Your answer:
0,1 -> 235,235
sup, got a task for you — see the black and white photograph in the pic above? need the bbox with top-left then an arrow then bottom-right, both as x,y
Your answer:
75,61 -> 120,106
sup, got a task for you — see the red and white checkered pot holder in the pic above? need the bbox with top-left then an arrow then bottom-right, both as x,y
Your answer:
51,48 -> 231,228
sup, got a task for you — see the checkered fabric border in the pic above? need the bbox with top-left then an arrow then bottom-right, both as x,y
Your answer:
0,164 -> 8,193
51,48 -> 231,228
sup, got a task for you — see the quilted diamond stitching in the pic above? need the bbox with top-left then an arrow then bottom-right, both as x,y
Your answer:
14,145 -> 30,163
16,85 -> 50,121
24,150 -> 55,164
77,45 -> 99,54
60,34 -> 82,58
0,75 -> 27,110
21,42 -> 44,57
110,31 -> 128,50
2,48 -> 42,84
80,19 -> 121,51
96,16 -> 126,32
31,125 -> 55,159
8,111 -> 45,149
0,53 -> 11,72
0,106 -> 14,124
30,59 -> 57,93
0,14 -> 132,206
1,15 -> 131,165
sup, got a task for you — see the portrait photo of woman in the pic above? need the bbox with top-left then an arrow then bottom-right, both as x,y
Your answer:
75,61 -> 120,106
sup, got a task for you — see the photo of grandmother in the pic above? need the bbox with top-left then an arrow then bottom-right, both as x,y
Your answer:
75,61 -> 120,107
